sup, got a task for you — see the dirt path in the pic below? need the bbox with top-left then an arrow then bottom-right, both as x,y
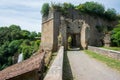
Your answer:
64,50 -> 120,80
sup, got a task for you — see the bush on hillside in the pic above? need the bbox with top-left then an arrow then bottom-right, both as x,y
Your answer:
111,21 -> 120,46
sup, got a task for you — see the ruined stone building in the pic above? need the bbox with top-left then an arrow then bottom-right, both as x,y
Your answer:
41,9 -> 117,51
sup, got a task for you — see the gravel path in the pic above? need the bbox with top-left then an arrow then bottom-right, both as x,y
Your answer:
66,50 -> 120,80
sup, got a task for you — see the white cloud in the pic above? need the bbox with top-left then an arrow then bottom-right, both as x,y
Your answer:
0,0 -> 120,33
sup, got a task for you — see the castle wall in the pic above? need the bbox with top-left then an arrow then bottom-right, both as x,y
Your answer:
41,11 -> 61,51
79,14 -> 105,46
53,11 -> 61,51
41,9 -> 117,50
41,19 -> 54,51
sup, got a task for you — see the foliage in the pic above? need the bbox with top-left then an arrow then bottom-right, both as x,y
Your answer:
51,2 -> 62,11
61,3 -> 74,15
76,1 -> 105,16
8,40 -> 22,54
41,3 -> 50,16
37,32 -> 41,37
20,30 -> 30,39
111,21 -> 120,46
41,2 -> 118,21
29,31 -> 37,40
22,46 -> 33,60
62,3 -> 74,9
0,27 -> 11,46
84,50 -> 120,71
104,8 -> 117,20
0,25 -> 41,70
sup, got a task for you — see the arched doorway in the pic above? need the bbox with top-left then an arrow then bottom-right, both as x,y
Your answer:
68,33 -> 80,48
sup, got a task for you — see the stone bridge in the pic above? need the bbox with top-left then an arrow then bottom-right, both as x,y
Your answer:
0,46 -> 120,80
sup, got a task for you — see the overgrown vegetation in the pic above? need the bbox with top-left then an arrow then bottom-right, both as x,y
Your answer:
76,2 -> 105,16
0,25 -> 41,70
102,47 -> 120,51
111,20 -> 120,47
41,3 -> 50,16
84,50 -> 120,71
41,1 -> 119,21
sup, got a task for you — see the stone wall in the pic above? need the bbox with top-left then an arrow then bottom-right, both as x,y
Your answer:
41,11 -> 61,52
41,9 -> 117,51
44,46 -> 64,80
88,46 -> 120,60
41,19 -> 54,51
0,51 -> 46,80
9,70 -> 39,80
1,50 -> 53,80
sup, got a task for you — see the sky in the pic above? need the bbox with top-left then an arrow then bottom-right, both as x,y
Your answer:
0,0 -> 120,32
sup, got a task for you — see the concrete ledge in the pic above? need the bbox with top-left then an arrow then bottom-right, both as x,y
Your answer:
44,46 -> 64,80
88,46 -> 120,60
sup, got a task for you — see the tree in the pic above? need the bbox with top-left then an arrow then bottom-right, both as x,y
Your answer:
61,2 -> 74,10
8,40 -> 22,55
0,27 -> 11,45
20,30 -> 30,39
22,46 -> 33,60
76,1 -> 105,16
9,25 -> 21,31
0,25 -> 41,70
41,3 -> 50,16
105,8 -> 117,20
111,21 -> 120,46
29,31 -> 37,40
37,32 -> 41,37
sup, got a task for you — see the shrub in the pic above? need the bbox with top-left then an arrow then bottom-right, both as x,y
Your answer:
104,8 -> 117,21
51,2 -> 62,11
76,1 -> 105,16
111,21 -> 120,46
41,2 -> 118,21
22,46 -> 33,60
41,3 -> 50,16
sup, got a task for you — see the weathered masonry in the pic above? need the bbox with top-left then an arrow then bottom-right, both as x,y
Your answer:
41,9 -> 117,51
0,52 -> 45,80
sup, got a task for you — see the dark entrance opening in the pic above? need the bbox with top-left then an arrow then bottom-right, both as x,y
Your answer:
68,33 -> 80,49
71,34 -> 77,47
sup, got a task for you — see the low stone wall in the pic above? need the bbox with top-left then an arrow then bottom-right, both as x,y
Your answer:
88,46 -> 120,60
44,46 -> 64,80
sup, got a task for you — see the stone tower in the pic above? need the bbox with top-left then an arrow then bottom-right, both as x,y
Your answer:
41,9 -> 116,51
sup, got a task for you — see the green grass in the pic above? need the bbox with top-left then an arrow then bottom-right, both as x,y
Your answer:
101,47 -> 120,51
84,50 -> 120,72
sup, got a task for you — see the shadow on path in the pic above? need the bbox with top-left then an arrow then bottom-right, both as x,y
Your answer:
68,48 -> 80,51
63,51 -> 74,80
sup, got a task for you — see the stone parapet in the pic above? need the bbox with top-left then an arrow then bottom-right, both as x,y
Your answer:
44,46 -> 64,80
88,46 -> 120,60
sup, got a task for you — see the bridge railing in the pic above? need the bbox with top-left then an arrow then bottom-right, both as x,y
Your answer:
44,46 -> 64,80
88,46 -> 120,60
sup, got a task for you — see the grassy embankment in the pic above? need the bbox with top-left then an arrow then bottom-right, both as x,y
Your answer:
84,50 -> 120,72
101,47 -> 120,51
